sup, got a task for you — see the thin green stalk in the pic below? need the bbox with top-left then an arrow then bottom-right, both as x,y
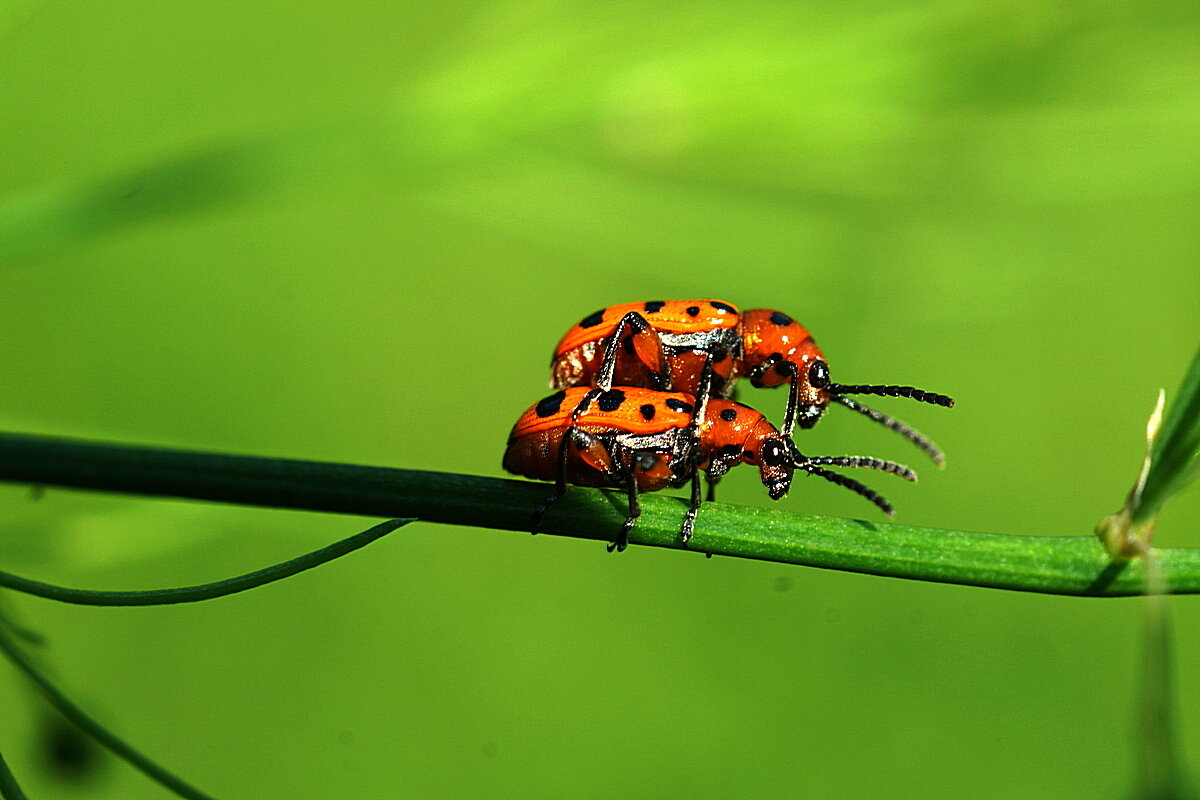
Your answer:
0,518 -> 411,606
1099,344 -> 1200,557
1139,344 -> 1200,525
0,751 -> 29,800
0,628 -> 214,800
0,431 -> 1194,597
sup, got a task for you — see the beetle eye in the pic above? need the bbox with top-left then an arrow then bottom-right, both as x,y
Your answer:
761,439 -> 787,466
808,360 -> 830,389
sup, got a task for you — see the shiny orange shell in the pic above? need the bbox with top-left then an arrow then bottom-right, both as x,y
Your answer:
553,300 -> 740,357
504,386 -> 698,491
508,386 -> 696,439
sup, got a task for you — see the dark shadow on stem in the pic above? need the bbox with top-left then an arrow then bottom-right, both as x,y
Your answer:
1084,559 -> 1131,596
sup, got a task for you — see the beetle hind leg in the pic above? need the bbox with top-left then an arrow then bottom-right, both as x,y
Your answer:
608,469 -> 642,553
680,471 -> 703,545
598,312 -> 672,391
532,420 -> 612,535
705,474 -> 720,503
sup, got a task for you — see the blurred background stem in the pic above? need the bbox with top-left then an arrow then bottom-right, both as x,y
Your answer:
0,750 -> 29,800
1137,551 -> 1191,800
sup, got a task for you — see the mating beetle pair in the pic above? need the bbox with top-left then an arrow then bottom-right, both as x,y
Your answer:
503,299 -> 953,552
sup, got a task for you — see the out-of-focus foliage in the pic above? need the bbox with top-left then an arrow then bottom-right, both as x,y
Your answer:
1,1 -> 1197,798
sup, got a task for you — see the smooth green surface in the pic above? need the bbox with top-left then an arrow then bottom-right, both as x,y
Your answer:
1,2 -> 1199,798
0,431 -> 1196,597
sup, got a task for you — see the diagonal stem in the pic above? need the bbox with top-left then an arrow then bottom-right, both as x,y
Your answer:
0,518 -> 411,606
0,627 -> 215,800
0,751 -> 29,800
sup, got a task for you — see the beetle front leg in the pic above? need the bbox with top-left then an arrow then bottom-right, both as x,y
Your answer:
778,360 -> 802,438
680,471 -> 702,545
608,468 -> 641,553
705,474 -> 720,503
532,414 -> 610,534
675,349 -> 718,472
691,349 -> 717,427
531,427 -> 574,534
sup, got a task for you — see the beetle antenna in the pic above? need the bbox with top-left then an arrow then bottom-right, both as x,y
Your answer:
800,455 -> 917,482
830,395 -> 947,466
827,383 -> 954,408
797,463 -> 895,516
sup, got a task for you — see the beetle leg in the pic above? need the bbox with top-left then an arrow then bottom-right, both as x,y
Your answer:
532,390 -> 607,534
679,471 -> 703,545
598,312 -> 670,391
676,350 -> 717,474
608,468 -> 641,553
531,424 -> 575,534
569,387 -> 604,419
568,428 -> 617,476
778,360 -> 802,438
692,349 -> 716,426
705,474 -> 719,503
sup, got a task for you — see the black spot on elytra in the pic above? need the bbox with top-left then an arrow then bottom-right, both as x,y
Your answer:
535,391 -> 566,417
770,311 -> 793,326
598,389 -> 626,412
665,398 -> 694,414
579,309 -> 605,328
711,301 -> 737,314
719,408 -> 737,422
720,444 -> 741,458
643,301 -> 666,313
639,404 -> 656,421
686,305 -> 701,317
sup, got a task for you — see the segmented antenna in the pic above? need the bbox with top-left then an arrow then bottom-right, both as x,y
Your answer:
802,455 -> 917,482
831,395 -> 947,466
827,383 -> 954,407
797,463 -> 894,516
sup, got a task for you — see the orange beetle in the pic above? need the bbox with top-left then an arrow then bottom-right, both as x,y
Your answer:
503,386 -> 914,552
550,300 -> 953,462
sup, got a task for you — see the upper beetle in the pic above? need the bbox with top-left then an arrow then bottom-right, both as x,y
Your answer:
550,299 -> 954,462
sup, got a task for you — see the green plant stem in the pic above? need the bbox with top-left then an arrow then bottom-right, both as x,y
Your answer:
0,518 -> 411,606
0,628 -> 214,800
0,431 -> 1194,597
0,751 -> 29,800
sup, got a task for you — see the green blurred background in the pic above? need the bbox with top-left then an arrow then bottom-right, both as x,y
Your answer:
1,1 -> 1198,797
